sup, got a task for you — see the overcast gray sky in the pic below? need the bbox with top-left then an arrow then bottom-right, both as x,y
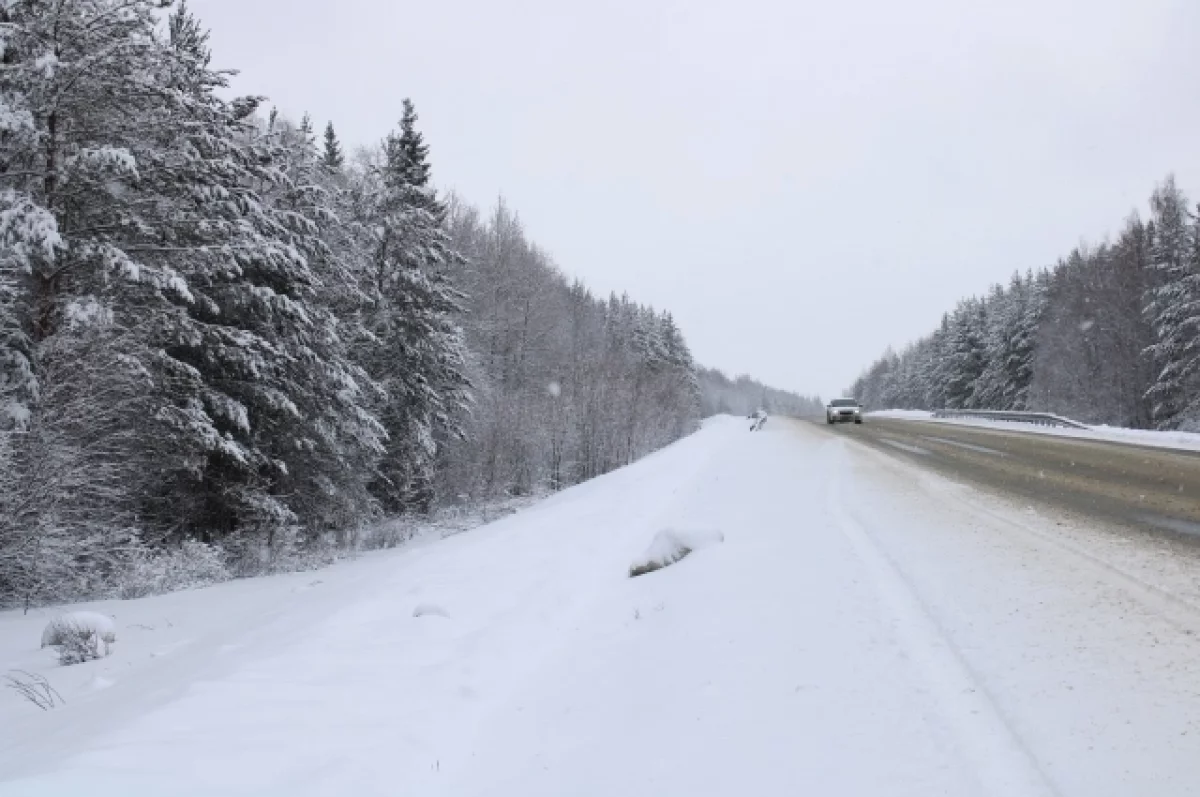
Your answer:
194,0 -> 1200,398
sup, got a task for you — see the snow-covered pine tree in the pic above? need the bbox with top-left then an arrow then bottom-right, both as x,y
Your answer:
0,0 -> 202,604
919,316 -> 953,410
970,283 -> 1012,410
141,4 -> 341,551
940,299 -> 988,409
1144,176 -> 1200,428
1111,217 -> 1156,427
0,0 -> 154,597
356,103 -> 471,513
1001,272 -> 1040,411
658,311 -> 702,437
0,0 -> 392,582
393,100 -> 435,211
323,122 -> 345,170
971,273 -> 1042,411
252,111 -> 387,537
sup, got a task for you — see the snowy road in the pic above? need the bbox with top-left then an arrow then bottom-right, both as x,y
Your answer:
835,416 -> 1200,541
6,417 -> 1200,795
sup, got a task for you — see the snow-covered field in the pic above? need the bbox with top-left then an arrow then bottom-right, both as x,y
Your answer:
869,408 -> 1200,451
6,416 -> 1200,795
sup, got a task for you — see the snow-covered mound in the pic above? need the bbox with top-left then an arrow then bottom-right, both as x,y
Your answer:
40,612 -> 117,648
629,528 -> 724,577
412,603 -> 450,619
39,612 -> 118,665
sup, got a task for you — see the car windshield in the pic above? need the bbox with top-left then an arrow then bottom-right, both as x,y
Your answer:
831,399 -> 858,407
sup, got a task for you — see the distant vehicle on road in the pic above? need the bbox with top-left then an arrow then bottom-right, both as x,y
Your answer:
826,398 -> 863,425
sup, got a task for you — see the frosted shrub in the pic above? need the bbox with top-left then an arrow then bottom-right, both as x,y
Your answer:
222,525 -> 342,577
55,626 -> 110,665
117,541 -> 231,599
356,519 -> 415,551
41,612 -> 116,666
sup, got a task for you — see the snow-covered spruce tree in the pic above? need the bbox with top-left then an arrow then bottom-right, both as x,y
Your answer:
1144,177 -> 1200,429
919,316 -> 952,410
971,273 -> 1041,411
1112,216 -> 1157,427
150,8 -> 394,558
970,283 -> 1013,410
0,0 -> 195,605
354,102 -> 471,514
657,311 -> 702,438
1007,272 -> 1045,411
942,299 -> 988,409
0,0 -> 391,595
611,303 -> 699,465
322,121 -> 344,170
251,111 -> 386,539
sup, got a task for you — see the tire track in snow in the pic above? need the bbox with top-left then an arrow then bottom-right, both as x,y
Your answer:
923,474 -> 1200,638
825,440 -> 1059,797
850,434 -> 1200,639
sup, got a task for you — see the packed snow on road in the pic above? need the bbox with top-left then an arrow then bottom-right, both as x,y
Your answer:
5,416 -> 1200,796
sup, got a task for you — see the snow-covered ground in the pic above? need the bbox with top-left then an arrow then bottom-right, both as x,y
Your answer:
6,416 -> 1200,795
869,408 -> 1200,451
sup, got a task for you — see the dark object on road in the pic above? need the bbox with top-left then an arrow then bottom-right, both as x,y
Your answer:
750,410 -> 768,431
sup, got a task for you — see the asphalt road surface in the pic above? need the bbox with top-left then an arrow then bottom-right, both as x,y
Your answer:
821,416 -> 1200,542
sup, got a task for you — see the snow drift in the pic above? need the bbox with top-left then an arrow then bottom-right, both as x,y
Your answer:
629,528 -> 724,577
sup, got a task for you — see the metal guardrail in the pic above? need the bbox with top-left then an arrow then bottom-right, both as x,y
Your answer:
931,409 -> 1090,430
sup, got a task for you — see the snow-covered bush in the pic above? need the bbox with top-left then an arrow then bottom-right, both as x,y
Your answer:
41,611 -> 116,646
629,528 -> 724,577
116,541 -> 231,599
221,523 -> 346,579
55,626 -> 110,665
41,612 -> 116,665
356,518 -> 417,551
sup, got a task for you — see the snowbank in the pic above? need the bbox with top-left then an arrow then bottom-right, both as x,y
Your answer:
867,409 -> 1200,453
866,409 -> 934,421
629,528 -> 724,577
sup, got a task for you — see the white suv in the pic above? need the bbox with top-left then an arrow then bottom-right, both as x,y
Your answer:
826,398 -> 863,424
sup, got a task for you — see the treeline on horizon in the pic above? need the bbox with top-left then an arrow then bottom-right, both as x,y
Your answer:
851,175 -> 1200,432
0,0 -> 810,607
697,368 -> 823,418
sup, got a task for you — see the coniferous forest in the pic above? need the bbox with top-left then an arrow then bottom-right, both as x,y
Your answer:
0,1 -> 814,607
851,176 -> 1200,433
